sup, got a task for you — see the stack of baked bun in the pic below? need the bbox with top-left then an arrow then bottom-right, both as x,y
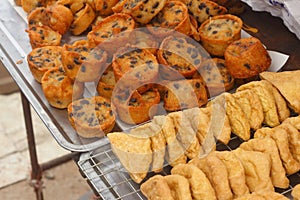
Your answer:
23,0 -> 272,136
108,70 -> 300,200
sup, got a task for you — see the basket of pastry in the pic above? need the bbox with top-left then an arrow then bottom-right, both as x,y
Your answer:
18,0 -> 299,198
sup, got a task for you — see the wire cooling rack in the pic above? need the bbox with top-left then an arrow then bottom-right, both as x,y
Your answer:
78,135 -> 300,199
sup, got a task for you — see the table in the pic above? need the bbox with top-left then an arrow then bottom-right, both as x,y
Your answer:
0,0 -> 299,199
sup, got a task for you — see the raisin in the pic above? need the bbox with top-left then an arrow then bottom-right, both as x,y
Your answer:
198,3 -> 206,10
195,82 -> 200,88
194,59 -> 200,65
244,63 -> 251,69
57,77 -> 64,81
173,83 -> 180,89
152,2 -> 159,9
74,57 -> 81,65
80,99 -> 89,105
81,65 -> 86,72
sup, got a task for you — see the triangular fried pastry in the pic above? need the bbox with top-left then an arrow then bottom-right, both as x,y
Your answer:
276,123 -> 300,163
168,111 -> 202,159
233,89 -> 264,130
152,115 -> 187,167
189,153 -> 233,200
237,80 -> 280,127
140,175 -> 175,200
130,121 -> 166,172
212,92 -> 251,140
164,174 -> 192,200
239,138 -> 289,189
254,127 -> 300,175
107,132 -> 152,183
232,148 -> 274,192
171,164 -> 217,200
260,70 -> 300,114
215,151 -> 250,198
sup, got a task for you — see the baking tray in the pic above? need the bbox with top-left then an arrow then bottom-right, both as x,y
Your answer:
78,135 -> 300,199
0,0 -> 112,152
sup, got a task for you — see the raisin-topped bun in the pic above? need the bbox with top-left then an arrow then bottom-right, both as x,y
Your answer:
93,0 -> 119,16
112,47 -> 159,93
21,0 -> 44,13
87,13 -> 135,54
61,43 -> 108,82
57,0 -> 85,13
224,37 -> 271,79
114,0 -> 167,24
96,65 -> 116,99
197,58 -> 234,97
163,78 -> 208,111
198,14 -> 243,57
27,7 -> 47,27
45,4 -> 73,35
70,3 -> 96,35
41,67 -> 84,109
27,46 -> 62,83
112,88 -> 161,124
157,35 -> 203,80
68,96 -> 116,138
147,1 -> 192,38
187,0 -> 227,24
26,25 -> 62,49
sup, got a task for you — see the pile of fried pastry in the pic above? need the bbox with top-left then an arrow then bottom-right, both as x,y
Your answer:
108,70 -> 300,199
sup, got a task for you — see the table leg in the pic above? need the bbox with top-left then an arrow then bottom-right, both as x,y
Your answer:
20,91 -> 44,200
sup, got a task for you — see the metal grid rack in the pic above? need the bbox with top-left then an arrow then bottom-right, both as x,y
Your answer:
78,135 -> 300,199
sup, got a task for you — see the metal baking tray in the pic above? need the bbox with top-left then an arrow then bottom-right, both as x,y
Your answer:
78,135 -> 300,199
0,0 -> 112,152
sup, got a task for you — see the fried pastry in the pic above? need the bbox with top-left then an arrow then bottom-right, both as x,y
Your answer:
164,174 -> 192,200
233,193 -> 265,200
237,80 -> 280,127
260,70 -> 300,114
212,93 -> 251,141
152,115 -> 187,167
168,111 -> 202,159
107,132 -> 152,183
253,190 -> 289,200
130,121 -> 166,172
292,184 -> 300,200
270,84 -> 290,122
254,127 -> 300,175
283,115 -> 300,130
140,175 -> 174,200
171,164 -> 217,200
189,153 -> 233,200
239,138 -> 289,189
233,89 -> 264,130
215,151 -> 249,198
232,148 -> 274,192
276,123 -> 300,163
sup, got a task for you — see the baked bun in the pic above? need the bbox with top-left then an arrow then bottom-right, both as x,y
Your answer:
147,1 -> 192,38
157,35 -> 203,80
112,89 -> 161,124
96,65 -> 116,99
26,25 -> 62,49
115,0 -> 167,24
112,47 -> 159,93
27,5 -> 73,35
163,78 -> 208,111
92,0 -> 119,16
27,46 -> 62,83
87,13 -> 135,54
198,14 -> 243,57
198,58 -> 234,97
41,67 -> 84,109
224,37 -> 271,79
70,3 -> 96,35
57,0 -> 85,13
187,0 -> 227,23
21,0 -> 43,13
68,96 -> 116,138
61,43 -> 107,82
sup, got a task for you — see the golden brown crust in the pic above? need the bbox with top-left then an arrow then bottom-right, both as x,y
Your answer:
21,0 -> 43,13
26,25 -> 62,49
147,1 -> 192,38
93,0 -> 119,16
70,3 -> 96,35
41,67 -> 84,109
96,65 -> 116,99
292,184 -> 300,200
198,58 -> 234,97
199,14 -> 243,57
27,46 -> 62,83
68,96 -> 116,138
163,79 -> 208,111
187,0 -> 227,23
157,36 -> 203,79
225,37 -> 271,78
